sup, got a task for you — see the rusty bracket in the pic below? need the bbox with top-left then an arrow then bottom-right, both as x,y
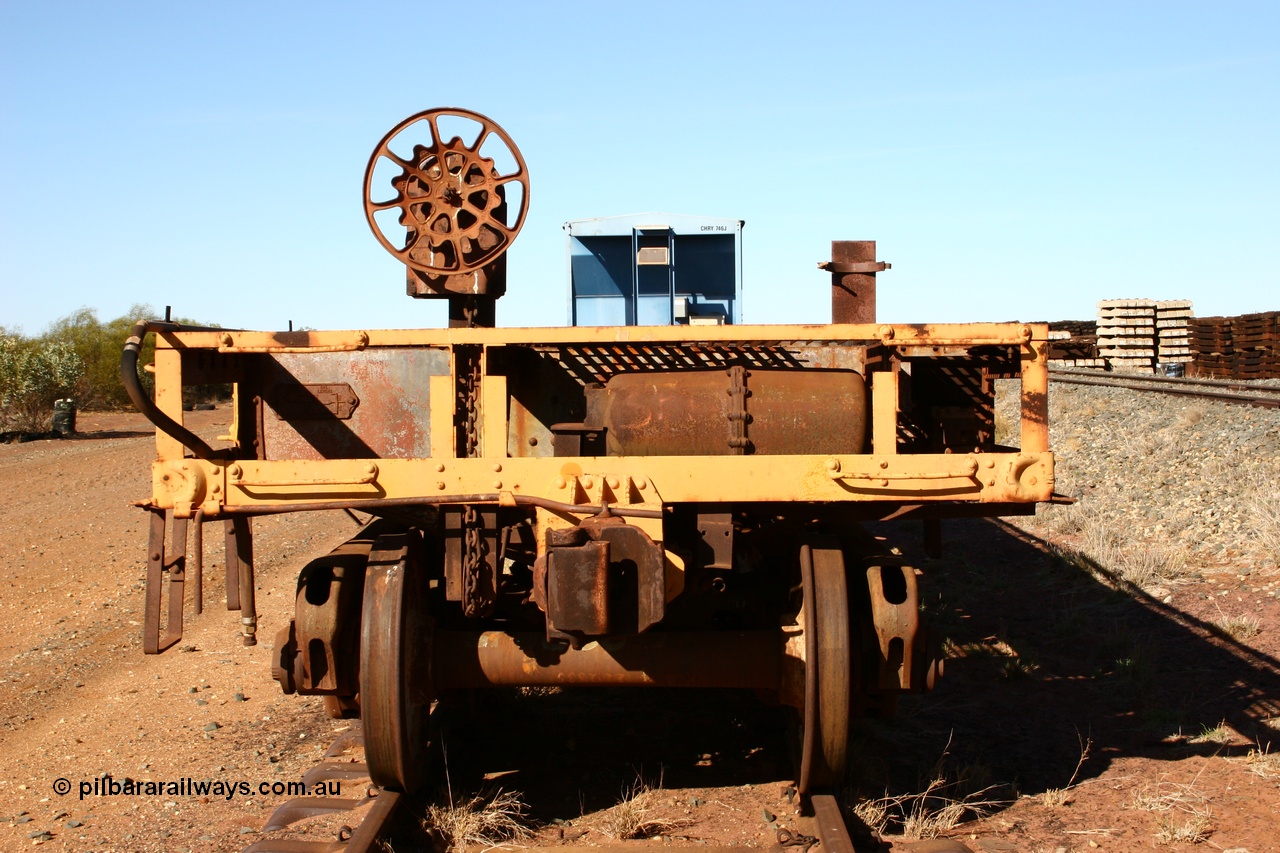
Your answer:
696,512 -> 734,571
540,514 -> 667,646
817,261 -> 891,274
864,562 -> 919,691
143,509 -> 187,654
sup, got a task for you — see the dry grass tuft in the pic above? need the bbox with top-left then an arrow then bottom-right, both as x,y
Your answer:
1040,787 -> 1072,807
1216,613 -> 1262,641
1154,813 -> 1212,845
1115,543 -> 1190,588
998,657 -> 1041,680
1130,777 -> 1213,845
1243,745 -> 1280,779
850,798 -> 889,834
1034,503 -> 1088,539
593,781 -> 691,840
1060,506 -> 1191,590
1245,480 -> 1280,567
1040,734 -> 1091,808
424,789 -> 532,852
1188,721 -> 1232,745
852,744 -> 1007,839
1177,407 -> 1205,428
1130,779 -> 1208,813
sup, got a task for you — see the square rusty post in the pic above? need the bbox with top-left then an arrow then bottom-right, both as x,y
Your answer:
824,240 -> 888,324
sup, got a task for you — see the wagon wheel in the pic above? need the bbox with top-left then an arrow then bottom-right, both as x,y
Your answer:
360,532 -> 432,792
797,537 -> 851,793
363,107 -> 530,275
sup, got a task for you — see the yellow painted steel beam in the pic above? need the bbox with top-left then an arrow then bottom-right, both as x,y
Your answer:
155,322 -> 1045,351
149,451 -> 1053,519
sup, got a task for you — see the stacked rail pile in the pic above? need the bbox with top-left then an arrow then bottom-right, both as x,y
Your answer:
1192,312 -> 1280,379
1097,299 -> 1157,373
1047,320 -> 1102,368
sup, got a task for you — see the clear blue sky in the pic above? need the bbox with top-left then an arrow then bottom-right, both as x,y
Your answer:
2,2 -> 1276,335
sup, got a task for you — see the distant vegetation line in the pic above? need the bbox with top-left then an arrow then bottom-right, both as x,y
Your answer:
1,306 -> 216,433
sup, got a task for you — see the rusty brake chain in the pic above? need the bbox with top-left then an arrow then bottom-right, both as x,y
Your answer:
775,827 -> 818,852
460,505 -> 490,618
727,364 -> 752,454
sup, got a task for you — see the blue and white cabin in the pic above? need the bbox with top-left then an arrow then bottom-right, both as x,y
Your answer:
565,213 -> 743,327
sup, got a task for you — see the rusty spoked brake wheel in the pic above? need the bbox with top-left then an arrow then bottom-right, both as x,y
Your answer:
797,537 -> 851,793
360,531 -> 432,793
363,107 -> 530,276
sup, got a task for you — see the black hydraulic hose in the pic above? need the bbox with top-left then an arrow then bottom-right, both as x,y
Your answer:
120,319 -> 229,461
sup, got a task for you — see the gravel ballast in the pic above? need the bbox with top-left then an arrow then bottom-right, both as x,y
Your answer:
997,379 -> 1280,576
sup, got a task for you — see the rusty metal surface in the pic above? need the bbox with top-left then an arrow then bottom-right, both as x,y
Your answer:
273,525 -> 387,696
598,368 -> 868,456
224,518 -> 242,610
343,789 -> 401,853
585,515 -> 665,634
254,349 -> 447,461
243,722 -> 402,853
192,509 -> 204,614
269,383 -> 360,420
242,839 -> 344,853
364,108 -> 528,277
143,509 -> 190,654
809,794 -> 857,853
261,792 -> 375,831
797,538 -> 850,794
696,512 -> 734,571
360,532 -> 431,793
864,562 -> 921,691
229,516 -> 258,646
546,535 -> 611,639
539,514 -> 668,645
432,630 -> 780,688
826,241 -> 886,324
301,763 -> 371,787
443,506 -> 497,615
142,510 -> 165,654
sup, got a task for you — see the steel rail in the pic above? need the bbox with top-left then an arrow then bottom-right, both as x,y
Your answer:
810,793 -> 857,853
1051,366 -> 1280,395
242,724 -> 403,853
1049,371 -> 1280,409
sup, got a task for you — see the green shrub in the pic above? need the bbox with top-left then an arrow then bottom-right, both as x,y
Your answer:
0,333 -> 84,433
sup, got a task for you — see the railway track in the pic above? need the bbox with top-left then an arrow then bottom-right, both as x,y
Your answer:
1049,367 -> 1280,409
242,722 -> 404,853
239,721 -> 865,853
